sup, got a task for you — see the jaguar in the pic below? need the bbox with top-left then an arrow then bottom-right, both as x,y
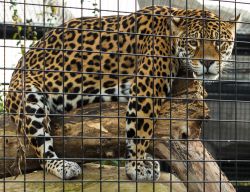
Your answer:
6,5 -> 240,180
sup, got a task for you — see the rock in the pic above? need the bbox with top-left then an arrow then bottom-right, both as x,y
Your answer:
0,163 -> 186,192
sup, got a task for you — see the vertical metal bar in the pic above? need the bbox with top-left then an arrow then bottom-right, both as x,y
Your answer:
80,1 -> 84,192
117,0 -> 121,191
234,0 -> 238,191
218,0 -> 222,191
134,1 -> 138,190
62,0 -> 65,189
3,0 -> 6,191
135,0 -> 139,189
169,1 -> 173,192
184,0 -> 189,190
150,0 -> 156,191
23,1 -> 27,191
151,0 -> 155,190
42,1 -> 46,191
98,0 -> 102,191
150,0 -> 154,191
202,0 -> 205,191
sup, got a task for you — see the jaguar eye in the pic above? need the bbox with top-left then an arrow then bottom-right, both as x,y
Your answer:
188,40 -> 198,47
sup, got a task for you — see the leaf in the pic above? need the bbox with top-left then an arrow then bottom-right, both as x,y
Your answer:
12,33 -> 18,40
12,15 -> 18,22
21,45 -> 25,55
26,19 -> 33,23
16,40 -> 21,46
17,26 -> 22,33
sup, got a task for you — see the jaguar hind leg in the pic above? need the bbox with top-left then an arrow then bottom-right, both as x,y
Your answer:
6,85 -> 81,179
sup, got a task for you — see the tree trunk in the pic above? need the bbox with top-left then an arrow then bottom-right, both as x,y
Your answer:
0,74 -> 235,192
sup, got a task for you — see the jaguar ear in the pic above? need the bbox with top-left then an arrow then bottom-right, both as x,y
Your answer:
228,14 -> 241,32
169,16 -> 185,36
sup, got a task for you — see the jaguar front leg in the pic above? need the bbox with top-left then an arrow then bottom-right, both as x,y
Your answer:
125,95 -> 161,181
125,58 -> 168,181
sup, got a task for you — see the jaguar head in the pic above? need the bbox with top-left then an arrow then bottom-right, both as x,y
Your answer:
171,10 -> 240,80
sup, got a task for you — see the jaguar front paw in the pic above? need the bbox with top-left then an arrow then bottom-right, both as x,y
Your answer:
46,160 -> 82,179
125,153 -> 160,181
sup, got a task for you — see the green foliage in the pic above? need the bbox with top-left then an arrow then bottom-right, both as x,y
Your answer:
37,0 -> 58,27
10,0 -> 59,54
10,0 -> 100,52
81,0 -> 99,16
92,0 -> 99,16
10,0 -> 24,54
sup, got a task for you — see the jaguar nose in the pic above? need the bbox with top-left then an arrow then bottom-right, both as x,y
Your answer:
200,60 -> 215,71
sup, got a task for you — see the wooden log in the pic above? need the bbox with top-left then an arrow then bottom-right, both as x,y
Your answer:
155,141 -> 236,192
0,75 -> 236,192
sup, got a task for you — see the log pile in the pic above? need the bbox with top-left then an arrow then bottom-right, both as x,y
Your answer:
0,73 -> 236,192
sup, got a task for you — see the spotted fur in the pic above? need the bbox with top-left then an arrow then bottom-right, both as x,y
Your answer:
6,6 -> 239,180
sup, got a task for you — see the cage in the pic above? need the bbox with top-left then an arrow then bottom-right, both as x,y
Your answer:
0,0 -> 250,192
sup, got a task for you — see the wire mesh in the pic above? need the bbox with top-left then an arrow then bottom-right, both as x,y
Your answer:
0,0 -> 250,192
